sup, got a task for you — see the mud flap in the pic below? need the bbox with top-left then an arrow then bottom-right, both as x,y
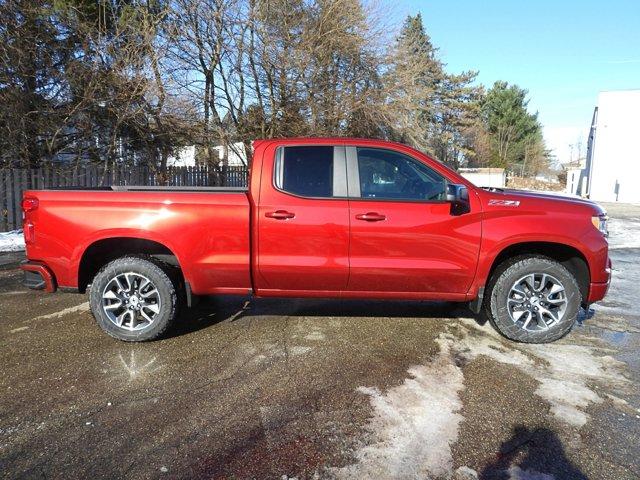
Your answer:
468,286 -> 484,314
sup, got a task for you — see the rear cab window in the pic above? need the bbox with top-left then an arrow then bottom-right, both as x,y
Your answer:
274,146 -> 347,198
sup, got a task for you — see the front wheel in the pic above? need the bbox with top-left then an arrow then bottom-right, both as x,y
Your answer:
89,256 -> 179,341
485,255 -> 581,343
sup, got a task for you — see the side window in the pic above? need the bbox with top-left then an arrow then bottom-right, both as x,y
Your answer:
275,146 -> 335,198
357,148 -> 447,201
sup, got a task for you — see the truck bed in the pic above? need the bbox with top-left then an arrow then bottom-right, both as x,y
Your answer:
23,188 -> 252,295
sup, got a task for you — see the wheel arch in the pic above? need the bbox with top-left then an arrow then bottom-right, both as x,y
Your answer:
78,237 -> 184,293
485,241 -> 590,302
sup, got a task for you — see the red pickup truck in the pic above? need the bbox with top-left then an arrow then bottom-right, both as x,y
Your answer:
20,138 -> 611,343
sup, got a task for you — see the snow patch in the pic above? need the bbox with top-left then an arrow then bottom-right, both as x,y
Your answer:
0,230 -> 25,252
334,340 -> 464,479
454,466 -> 479,479
593,241 -> 639,317
304,331 -> 326,341
525,344 -> 623,427
336,320 -> 627,478
290,346 -> 312,355
8,326 -> 29,333
508,465 -> 555,480
437,330 -> 532,369
608,218 -> 640,249
453,319 -> 627,428
30,302 -> 90,321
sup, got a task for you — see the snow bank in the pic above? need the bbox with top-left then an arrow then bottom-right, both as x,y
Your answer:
0,230 -> 25,252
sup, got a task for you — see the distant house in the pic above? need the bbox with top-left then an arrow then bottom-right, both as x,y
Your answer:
166,142 -> 249,167
571,90 -> 640,203
167,145 -> 196,167
211,142 -> 248,166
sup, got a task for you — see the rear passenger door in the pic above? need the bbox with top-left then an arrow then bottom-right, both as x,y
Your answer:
256,145 -> 350,293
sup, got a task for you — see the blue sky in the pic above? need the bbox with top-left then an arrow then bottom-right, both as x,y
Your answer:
394,0 -> 640,164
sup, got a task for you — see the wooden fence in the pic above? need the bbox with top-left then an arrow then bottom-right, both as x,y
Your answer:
0,165 -> 248,232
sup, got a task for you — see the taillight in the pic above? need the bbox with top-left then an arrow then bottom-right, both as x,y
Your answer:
24,221 -> 35,244
22,197 -> 39,213
22,197 -> 38,244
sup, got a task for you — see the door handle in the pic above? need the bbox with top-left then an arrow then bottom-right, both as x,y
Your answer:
355,212 -> 386,222
265,210 -> 295,220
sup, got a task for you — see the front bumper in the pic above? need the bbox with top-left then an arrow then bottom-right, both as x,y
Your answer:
20,261 -> 57,293
587,258 -> 612,303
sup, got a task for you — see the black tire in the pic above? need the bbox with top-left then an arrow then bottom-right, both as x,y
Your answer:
484,255 -> 581,343
89,256 -> 179,341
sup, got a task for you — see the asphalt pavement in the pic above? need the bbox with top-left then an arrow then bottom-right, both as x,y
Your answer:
1,203 -> 639,479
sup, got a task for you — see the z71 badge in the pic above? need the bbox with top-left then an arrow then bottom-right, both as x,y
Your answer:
488,199 -> 521,207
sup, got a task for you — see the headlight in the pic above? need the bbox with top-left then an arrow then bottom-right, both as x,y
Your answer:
591,214 -> 609,237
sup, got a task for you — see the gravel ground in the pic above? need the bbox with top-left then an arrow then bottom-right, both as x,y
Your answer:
0,203 -> 638,479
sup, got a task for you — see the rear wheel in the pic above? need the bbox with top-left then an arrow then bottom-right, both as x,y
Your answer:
485,255 -> 581,343
89,256 -> 179,341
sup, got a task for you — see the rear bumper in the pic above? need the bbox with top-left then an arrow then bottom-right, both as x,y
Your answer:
587,258 -> 612,303
20,261 -> 57,293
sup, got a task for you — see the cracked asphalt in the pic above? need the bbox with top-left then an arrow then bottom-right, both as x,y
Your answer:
1,203 -> 639,480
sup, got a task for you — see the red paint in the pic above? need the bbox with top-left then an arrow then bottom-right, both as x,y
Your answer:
347,200 -> 482,294
22,190 -> 251,294
472,189 -> 610,302
21,137 -> 611,304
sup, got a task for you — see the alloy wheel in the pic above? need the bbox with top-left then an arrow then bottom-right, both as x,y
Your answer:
101,272 -> 162,331
507,272 -> 568,332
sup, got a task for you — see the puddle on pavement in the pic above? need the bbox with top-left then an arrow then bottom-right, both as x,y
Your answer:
600,329 -> 632,346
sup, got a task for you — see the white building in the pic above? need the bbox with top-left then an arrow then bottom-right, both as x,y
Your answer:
566,164 -> 587,197
574,90 -> 640,203
458,168 -> 506,188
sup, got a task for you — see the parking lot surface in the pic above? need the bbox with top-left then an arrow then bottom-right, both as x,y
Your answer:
1,203 -> 639,479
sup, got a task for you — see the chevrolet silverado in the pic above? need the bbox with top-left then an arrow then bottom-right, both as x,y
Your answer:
20,138 -> 611,343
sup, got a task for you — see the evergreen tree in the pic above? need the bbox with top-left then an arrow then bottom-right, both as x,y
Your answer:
0,1 -> 71,167
386,13 -> 479,167
480,81 -> 549,174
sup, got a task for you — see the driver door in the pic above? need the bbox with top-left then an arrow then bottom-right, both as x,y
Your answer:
346,146 -> 481,295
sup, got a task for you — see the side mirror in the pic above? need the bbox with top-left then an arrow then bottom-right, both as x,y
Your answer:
446,183 -> 469,202
446,184 -> 470,215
